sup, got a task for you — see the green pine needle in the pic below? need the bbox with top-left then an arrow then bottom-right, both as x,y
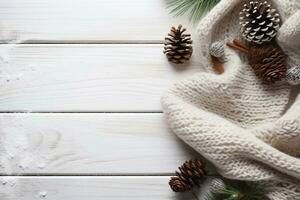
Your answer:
217,181 -> 270,200
201,180 -> 270,200
166,0 -> 220,22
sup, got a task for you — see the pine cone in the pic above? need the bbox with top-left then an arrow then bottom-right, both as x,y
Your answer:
248,44 -> 287,83
169,159 -> 207,192
286,66 -> 300,85
210,41 -> 225,59
240,1 -> 281,44
164,25 -> 193,64
209,178 -> 226,194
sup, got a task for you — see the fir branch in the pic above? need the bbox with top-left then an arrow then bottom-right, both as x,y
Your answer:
198,179 -> 270,200
166,0 -> 220,22
218,181 -> 269,200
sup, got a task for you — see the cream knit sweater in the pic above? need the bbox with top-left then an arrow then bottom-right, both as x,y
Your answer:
161,0 -> 300,199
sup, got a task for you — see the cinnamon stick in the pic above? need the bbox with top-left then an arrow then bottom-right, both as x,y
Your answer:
233,39 -> 249,52
211,56 -> 224,74
226,42 -> 249,54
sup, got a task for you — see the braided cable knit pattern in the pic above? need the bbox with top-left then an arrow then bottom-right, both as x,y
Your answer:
161,0 -> 300,199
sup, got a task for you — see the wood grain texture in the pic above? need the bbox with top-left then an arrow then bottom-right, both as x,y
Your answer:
0,176 -> 198,200
0,113 -> 203,175
0,0 -> 192,43
0,1 -> 215,198
0,44 -> 201,112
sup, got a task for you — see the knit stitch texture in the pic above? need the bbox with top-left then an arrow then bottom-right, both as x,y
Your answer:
161,0 -> 300,199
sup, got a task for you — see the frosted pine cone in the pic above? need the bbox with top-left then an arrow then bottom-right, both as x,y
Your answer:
210,41 -> 225,58
286,66 -> 300,85
210,178 -> 226,194
240,1 -> 281,44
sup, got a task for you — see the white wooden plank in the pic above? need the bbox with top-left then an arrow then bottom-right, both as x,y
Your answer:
0,0 -> 192,42
0,44 -> 201,112
0,113 -> 203,175
0,176 -> 196,200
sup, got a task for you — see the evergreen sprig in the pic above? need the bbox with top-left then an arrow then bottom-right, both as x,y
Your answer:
215,181 -> 269,200
196,179 -> 269,200
166,0 -> 220,22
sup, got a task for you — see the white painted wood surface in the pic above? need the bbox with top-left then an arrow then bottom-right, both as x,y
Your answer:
0,0 -> 192,43
0,1 -> 208,199
0,113 -> 202,175
0,44 -> 201,112
0,176 -> 196,200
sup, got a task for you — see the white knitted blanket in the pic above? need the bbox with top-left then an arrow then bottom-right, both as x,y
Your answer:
161,0 -> 300,199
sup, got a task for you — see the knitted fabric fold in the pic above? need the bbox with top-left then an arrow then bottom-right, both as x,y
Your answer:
161,0 -> 300,199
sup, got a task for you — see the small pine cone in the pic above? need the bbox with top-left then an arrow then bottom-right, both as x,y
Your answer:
240,1 -> 281,44
201,178 -> 226,200
210,41 -> 225,59
209,178 -> 226,194
286,66 -> 300,85
248,44 -> 287,83
164,25 -> 193,64
169,159 -> 207,192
